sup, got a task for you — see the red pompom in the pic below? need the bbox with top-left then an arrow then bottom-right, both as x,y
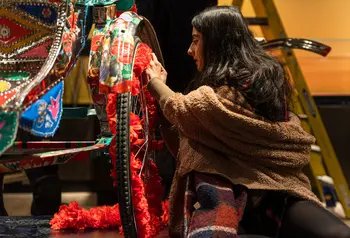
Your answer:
50,201 -> 122,230
106,93 -> 117,135
161,200 -> 169,227
145,161 -> 166,233
131,76 -> 140,96
134,43 -> 153,77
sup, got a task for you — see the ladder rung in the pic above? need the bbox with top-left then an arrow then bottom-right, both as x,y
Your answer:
298,114 -> 308,119
245,17 -> 268,26
311,144 -> 321,153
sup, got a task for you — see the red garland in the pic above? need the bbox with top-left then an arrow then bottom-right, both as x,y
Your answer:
161,200 -> 169,226
50,43 -> 169,236
145,161 -> 166,233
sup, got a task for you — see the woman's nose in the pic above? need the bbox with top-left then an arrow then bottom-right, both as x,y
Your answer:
187,46 -> 193,56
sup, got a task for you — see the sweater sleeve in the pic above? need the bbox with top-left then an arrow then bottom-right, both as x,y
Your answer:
147,79 -> 213,140
147,79 -> 176,107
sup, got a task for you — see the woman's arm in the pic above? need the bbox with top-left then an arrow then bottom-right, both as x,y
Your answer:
145,53 -> 210,141
147,78 -> 212,142
147,79 -> 179,156
159,113 -> 179,158
147,77 -> 175,107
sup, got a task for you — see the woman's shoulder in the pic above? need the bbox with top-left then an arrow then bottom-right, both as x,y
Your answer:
212,85 -> 255,112
186,84 -> 264,121
192,85 -> 239,100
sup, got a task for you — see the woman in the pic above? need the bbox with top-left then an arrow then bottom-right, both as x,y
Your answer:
146,6 -> 350,238
136,0 -> 218,198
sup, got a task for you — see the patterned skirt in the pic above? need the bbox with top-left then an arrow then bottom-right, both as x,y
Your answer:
183,172 -> 287,238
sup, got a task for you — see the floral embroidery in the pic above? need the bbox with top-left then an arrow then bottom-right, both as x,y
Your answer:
20,82 -> 63,137
34,100 -> 52,129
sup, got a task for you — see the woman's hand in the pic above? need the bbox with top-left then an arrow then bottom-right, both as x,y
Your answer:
145,53 -> 167,84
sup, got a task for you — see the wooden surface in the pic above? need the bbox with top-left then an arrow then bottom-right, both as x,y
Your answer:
298,56 -> 350,96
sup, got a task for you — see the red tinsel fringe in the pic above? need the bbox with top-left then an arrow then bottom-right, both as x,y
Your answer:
145,161 -> 166,233
50,43 -> 169,237
50,201 -> 122,230
161,200 -> 169,227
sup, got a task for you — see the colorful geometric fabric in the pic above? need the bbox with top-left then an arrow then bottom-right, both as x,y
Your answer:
0,0 -> 67,111
19,82 -> 64,137
16,4 -> 58,24
184,173 -> 247,238
0,8 -> 52,56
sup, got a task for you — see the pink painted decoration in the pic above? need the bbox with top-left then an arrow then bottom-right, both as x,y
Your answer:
48,93 -> 61,120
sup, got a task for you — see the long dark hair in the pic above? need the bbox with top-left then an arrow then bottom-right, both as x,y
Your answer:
189,6 -> 292,122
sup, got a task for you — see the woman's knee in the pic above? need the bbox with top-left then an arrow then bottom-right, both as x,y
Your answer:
280,200 -> 350,238
322,224 -> 350,238
280,218 -> 350,238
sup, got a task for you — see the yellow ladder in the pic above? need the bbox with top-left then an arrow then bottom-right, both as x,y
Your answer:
227,0 -> 350,218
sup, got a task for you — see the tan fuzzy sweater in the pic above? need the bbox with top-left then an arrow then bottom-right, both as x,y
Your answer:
148,80 -> 320,237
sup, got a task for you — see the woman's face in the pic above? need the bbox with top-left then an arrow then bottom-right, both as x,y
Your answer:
188,27 -> 203,72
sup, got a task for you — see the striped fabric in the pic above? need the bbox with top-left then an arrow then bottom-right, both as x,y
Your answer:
184,173 -> 247,238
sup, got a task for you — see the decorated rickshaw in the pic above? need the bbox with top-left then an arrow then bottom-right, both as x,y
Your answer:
0,0 -> 331,237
